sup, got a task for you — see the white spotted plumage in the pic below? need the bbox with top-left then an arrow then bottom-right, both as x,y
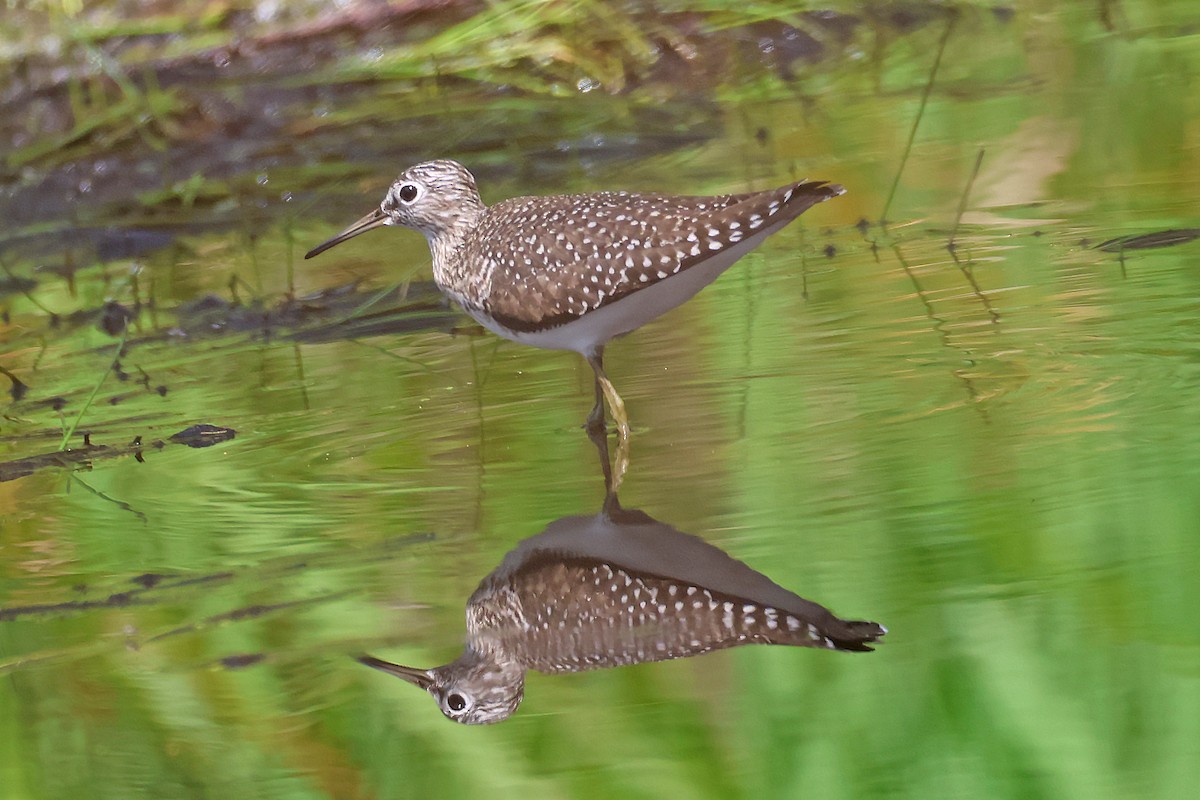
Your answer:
308,159 -> 845,436
349,159 -> 844,354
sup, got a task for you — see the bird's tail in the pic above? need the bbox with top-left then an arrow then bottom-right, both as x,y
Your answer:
826,619 -> 888,652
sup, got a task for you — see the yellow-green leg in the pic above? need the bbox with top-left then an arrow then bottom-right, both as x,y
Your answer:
587,348 -> 630,490
586,348 -> 630,442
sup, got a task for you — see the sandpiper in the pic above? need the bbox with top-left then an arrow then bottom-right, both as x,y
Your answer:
359,494 -> 884,725
306,160 -> 844,438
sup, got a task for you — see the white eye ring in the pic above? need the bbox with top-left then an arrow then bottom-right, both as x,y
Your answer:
398,183 -> 420,204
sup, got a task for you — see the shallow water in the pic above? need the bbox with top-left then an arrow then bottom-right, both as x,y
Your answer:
3,3 -> 1200,799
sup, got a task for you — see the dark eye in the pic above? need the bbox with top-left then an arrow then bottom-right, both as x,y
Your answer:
447,693 -> 467,711
398,184 -> 419,203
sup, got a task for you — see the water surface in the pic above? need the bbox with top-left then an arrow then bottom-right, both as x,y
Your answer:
2,3 -> 1199,799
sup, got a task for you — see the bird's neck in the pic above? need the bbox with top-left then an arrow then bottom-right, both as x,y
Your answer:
426,200 -> 487,301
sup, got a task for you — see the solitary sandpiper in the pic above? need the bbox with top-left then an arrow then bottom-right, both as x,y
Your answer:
358,501 -> 885,725
306,160 -> 845,438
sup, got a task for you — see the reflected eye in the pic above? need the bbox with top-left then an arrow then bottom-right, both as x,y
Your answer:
447,693 -> 467,712
398,184 -> 419,203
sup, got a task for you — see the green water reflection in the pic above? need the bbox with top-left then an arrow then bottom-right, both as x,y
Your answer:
3,2 -> 1200,799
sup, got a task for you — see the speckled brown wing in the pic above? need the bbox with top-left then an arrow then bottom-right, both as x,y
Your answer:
490,557 -> 883,674
473,181 -> 843,333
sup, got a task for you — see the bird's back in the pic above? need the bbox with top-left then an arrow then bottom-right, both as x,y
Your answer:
464,181 -> 844,336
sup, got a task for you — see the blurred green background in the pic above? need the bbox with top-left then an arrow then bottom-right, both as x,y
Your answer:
2,1 -> 1199,798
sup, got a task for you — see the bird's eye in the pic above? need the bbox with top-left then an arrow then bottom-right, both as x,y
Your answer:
398,184 -> 419,203
447,693 -> 468,712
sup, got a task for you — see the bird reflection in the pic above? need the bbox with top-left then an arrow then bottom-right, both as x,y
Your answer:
359,431 -> 886,725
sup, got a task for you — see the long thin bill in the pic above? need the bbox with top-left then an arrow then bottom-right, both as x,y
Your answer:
356,654 -> 433,690
305,209 -> 388,259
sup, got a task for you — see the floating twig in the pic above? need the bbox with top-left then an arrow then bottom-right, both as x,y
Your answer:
0,257 -> 58,322
881,9 -> 958,227
1097,228 -> 1200,252
0,365 -> 27,402
69,474 -> 148,524
893,245 -> 988,421
946,148 -> 999,323
58,328 -> 128,451
948,148 -> 986,254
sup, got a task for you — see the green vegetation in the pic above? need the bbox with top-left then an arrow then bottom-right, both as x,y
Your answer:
2,2 -> 1200,799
